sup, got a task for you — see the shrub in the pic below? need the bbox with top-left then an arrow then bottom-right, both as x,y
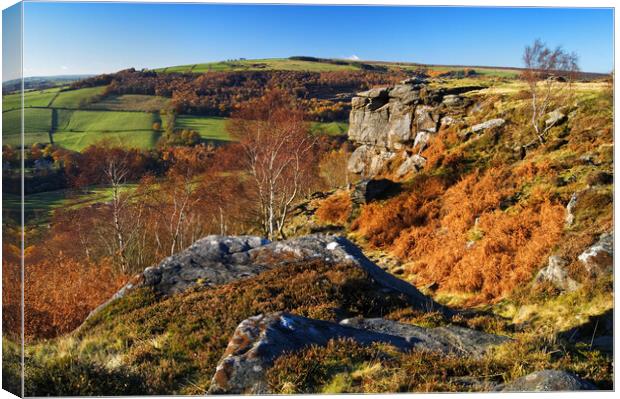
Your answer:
352,167 -> 566,303
316,192 -> 352,225
25,355 -> 146,396
267,333 -> 612,394
24,256 -> 128,340
351,174 -> 447,248
2,337 -> 21,396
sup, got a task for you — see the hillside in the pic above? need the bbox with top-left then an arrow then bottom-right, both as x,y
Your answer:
150,56 -> 539,78
7,234 -> 611,395
3,70 -> 613,395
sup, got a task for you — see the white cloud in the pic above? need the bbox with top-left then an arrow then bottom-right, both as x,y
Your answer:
60,65 -> 69,71
345,55 -> 360,61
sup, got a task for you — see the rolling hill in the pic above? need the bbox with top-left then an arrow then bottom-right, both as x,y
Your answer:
154,56 -> 524,77
2,60 -> 359,151
3,57 -> 609,152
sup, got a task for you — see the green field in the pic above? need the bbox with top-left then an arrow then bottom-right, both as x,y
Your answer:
2,88 -> 61,111
52,109 -> 160,150
310,121 -> 349,136
175,115 -> 231,142
86,94 -> 170,112
53,130 -> 161,151
175,116 -> 348,143
154,57 -> 523,78
2,104 -> 346,151
158,58 -> 361,73
51,86 -> 106,108
2,108 -> 53,147
55,109 -> 158,132
3,185 -> 137,226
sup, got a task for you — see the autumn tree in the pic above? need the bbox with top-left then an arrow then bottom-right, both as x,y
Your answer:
227,89 -> 317,239
137,145 -> 215,259
522,39 -> 579,144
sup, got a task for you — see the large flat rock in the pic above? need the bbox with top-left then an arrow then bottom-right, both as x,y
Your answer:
340,317 -> 511,358
89,234 -> 452,319
209,313 -> 511,394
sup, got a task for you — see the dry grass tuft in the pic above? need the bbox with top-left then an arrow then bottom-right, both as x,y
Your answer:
316,191 -> 353,225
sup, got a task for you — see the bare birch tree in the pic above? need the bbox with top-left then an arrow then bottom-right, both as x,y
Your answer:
227,90 -> 317,240
522,39 -> 580,144
101,155 -> 142,273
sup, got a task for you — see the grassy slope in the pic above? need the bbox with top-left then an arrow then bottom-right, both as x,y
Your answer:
20,258 -> 613,395
164,116 -> 349,145
310,121 -> 349,136
23,260 -> 414,395
158,58 -> 360,73
51,86 -> 106,108
53,130 -> 160,151
3,185 -> 137,227
53,109 -> 160,150
2,108 -> 53,147
268,81 -> 613,393
2,88 -> 61,111
155,57 -> 523,78
55,109 -> 158,131
175,115 -> 231,142
86,94 -> 170,112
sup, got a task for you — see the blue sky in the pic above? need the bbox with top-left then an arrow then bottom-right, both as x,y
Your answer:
5,2 -> 615,79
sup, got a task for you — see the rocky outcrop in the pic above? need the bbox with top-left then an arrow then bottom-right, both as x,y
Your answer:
347,78 -> 479,178
209,313 -> 510,394
86,235 -> 270,318
533,231 -> 613,291
501,370 -> 596,391
91,234 -> 451,318
140,235 -> 270,295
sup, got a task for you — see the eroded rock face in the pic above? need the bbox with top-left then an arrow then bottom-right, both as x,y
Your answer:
347,79 -> 477,178
91,234 -> 450,318
209,313 -> 510,394
396,153 -> 426,178
501,370 -> 597,391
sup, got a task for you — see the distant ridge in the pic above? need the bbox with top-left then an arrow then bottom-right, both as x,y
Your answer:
3,75 -> 94,94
